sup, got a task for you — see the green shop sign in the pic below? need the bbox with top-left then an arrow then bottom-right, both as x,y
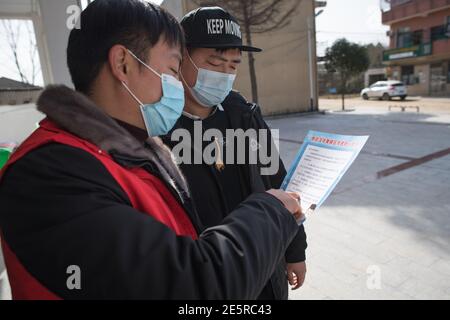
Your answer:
383,43 -> 432,61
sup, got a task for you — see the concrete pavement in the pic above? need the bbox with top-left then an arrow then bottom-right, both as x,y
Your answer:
268,99 -> 450,300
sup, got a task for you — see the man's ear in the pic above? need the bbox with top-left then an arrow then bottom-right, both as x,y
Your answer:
108,45 -> 130,83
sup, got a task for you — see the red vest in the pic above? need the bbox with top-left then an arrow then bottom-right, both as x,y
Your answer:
0,119 -> 198,300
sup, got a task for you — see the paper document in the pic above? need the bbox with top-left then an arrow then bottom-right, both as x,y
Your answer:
281,131 -> 369,224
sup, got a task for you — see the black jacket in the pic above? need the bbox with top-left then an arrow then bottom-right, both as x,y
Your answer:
222,91 -> 307,263
0,86 -> 300,299
163,91 -> 308,300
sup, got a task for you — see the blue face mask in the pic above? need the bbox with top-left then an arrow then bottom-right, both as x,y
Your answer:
184,54 -> 236,108
122,49 -> 185,137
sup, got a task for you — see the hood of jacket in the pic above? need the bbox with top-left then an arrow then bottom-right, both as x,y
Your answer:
36,85 -> 189,199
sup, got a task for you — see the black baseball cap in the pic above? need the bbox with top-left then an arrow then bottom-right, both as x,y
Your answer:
180,7 -> 262,52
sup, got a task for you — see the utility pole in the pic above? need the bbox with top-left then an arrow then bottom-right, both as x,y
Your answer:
307,15 -> 315,112
308,1 -> 327,112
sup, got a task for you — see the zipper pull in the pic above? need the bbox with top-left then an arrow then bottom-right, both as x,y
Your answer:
214,137 -> 225,171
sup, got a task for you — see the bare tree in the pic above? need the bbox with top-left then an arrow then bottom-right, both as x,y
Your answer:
2,20 -> 26,83
193,0 -> 301,103
1,20 -> 41,85
25,21 -> 41,85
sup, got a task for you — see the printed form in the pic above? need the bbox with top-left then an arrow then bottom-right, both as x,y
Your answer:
281,131 -> 369,224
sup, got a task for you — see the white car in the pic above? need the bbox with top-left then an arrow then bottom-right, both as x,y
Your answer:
361,81 -> 408,101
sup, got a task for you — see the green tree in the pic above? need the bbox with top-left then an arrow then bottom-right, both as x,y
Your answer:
324,39 -> 369,110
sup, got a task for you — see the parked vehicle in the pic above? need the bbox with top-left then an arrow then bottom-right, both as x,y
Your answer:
361,81 -> 408,101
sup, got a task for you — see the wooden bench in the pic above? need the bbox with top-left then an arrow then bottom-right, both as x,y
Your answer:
389,105 -> 420,113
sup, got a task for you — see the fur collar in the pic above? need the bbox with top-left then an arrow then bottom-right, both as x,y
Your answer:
37,85 -> 189,199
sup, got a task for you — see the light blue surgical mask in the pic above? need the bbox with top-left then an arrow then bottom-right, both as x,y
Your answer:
184,54 -> 236,108
122,49 -> 185,137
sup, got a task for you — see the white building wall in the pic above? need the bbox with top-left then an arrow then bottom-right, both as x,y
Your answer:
161,0 -> 184,20
36,0 -> 78,87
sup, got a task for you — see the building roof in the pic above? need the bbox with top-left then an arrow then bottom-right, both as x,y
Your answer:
0,77 -> 42,92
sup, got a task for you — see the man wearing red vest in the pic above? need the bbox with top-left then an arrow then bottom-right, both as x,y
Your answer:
0,0 -> 302,299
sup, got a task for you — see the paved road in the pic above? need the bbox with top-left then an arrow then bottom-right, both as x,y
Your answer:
268,101 -> 450,300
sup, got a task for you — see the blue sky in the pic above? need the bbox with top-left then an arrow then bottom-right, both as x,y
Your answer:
0,0 -> 389,86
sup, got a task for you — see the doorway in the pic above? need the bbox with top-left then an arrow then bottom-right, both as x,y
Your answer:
430,63 -> 447,96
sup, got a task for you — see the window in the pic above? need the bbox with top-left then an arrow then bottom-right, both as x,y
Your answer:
0,19 -> 44,86
430,17 -> 450,41
396,29 -> 422,47
431,25 -> 447,41
401,65 -> 416,85
446,17 -> 450,37
411,30 -> 423,46
447,62 -> 450,84
397,28 -> 412,47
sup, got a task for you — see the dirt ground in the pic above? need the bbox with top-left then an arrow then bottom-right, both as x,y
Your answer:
319,96 -> 450,114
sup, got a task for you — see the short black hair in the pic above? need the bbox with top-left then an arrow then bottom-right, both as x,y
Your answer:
67,0 -> 184,94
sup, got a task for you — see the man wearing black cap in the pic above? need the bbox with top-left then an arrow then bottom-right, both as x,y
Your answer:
0,1 -> 304,299
163,7 -> 308,300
